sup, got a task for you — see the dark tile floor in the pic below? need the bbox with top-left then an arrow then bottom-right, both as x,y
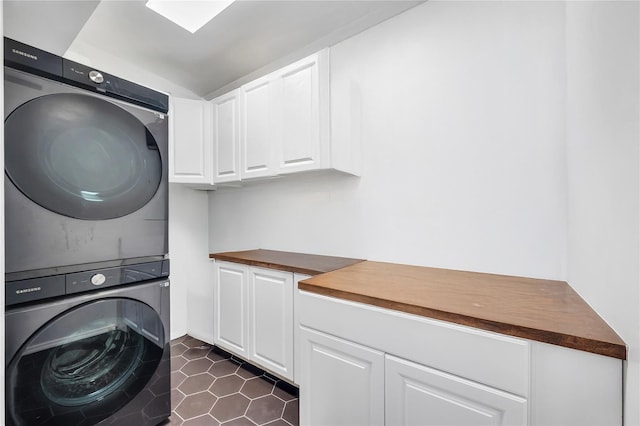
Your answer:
163,335 -> 299,426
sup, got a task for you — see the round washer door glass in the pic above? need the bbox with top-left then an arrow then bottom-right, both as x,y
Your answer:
4,93 -> 162,220
6,298 -> 166,426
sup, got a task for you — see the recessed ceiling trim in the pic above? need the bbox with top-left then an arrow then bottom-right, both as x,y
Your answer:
145,0 -> 235,33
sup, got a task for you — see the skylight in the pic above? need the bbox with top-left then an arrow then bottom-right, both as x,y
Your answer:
145,0 -> 235,34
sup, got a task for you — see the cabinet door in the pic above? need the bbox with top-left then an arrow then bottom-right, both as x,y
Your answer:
276,50 -> 328,175
213,261 -> 249,358
299,326 -> 384,426
240,76 -> 277,179
248,267 -> 293,380
169,97 -> 212,184
212,90 -> 240,183
386,355 -> 527,426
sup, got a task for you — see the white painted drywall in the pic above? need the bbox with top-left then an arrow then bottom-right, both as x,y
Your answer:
565,2 -> 640,424
168,184 -> 212,341
209,1 -> 568,280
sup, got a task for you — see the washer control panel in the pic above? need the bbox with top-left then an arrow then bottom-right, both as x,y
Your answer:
5,260 -> 170,306
67,268 -> 118,293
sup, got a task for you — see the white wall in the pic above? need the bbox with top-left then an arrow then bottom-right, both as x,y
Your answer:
168,184 -> 212,341
208,1 -> 639,422
565,2 -> 640,425
209,1 -> 568,280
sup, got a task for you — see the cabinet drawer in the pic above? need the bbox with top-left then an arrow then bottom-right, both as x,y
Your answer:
297,290 -> 530,396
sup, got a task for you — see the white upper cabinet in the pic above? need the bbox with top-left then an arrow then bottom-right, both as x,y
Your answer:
240,76 -> 278,180
212,89 -> 241,183
275,51 -> 328,174
238,49 -> 333,180
169,48 -> 360,187
169,97 -> 212,184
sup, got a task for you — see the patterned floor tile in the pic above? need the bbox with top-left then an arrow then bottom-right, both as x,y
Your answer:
161,336 -> 299,426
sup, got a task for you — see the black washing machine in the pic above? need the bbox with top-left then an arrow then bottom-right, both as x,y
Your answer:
5,277 -> 171,426
4,38 -> 171,425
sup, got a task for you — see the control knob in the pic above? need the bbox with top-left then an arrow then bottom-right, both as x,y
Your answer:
91,273 -> 106,286
89,70 -> 104,84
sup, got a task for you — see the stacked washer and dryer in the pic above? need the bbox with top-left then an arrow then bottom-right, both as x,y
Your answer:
4,38 -> 171,425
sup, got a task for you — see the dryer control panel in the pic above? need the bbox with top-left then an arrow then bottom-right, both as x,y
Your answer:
4,37 -> 169,114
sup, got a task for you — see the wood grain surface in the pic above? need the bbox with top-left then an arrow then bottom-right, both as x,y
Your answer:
209,249 -> 365,276
298,261 -> 627,359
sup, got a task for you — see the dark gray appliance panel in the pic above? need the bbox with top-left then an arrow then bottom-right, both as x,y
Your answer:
4,68 -> 168,277
5,279 -> 171,426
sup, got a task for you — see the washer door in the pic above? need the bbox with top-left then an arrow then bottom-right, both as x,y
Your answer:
4,93 -> 162,220
6,298 -> 166,426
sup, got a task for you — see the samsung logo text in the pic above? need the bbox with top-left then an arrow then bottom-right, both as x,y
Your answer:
12,49 -> 37,61
16,287 -> 41,294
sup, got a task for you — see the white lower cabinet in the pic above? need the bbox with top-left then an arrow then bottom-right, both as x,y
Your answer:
296,290 -> 622,426
298,326 -> 384,426
297,326 -> 524,426
248,266 -> 293,379
214,261 -> 249,358
385,355 -> 527,426
213,260 -> 294,381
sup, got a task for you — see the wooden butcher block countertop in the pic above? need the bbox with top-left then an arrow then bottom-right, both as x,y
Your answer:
209,249 -> 365,276
299,261 -> 626,360
209,250 -> 626,359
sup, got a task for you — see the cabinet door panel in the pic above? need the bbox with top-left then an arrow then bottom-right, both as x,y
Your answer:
299,326 -> 384,426
241,78 -> 275,179
386,355 -> 527,426
279,60 -> 319,173
212,90 -> 240,183
214,262 -> 248,357
169,97 -> 212,184
249,268 -> 293,379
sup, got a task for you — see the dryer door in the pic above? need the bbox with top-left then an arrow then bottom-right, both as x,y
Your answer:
6,298 -> 167,426
5,93 -> 162,220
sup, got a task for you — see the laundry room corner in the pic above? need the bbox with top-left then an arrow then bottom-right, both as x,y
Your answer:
61,41 -> 212,342
167,183 -> 212,341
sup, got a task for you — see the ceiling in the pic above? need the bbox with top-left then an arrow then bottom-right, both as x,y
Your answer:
4,0 -> 422,97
